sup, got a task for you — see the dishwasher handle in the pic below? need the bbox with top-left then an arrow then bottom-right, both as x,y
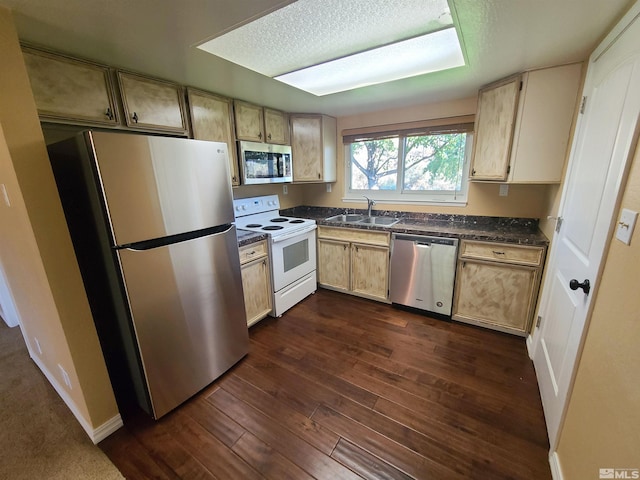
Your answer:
392,233 -> 458,247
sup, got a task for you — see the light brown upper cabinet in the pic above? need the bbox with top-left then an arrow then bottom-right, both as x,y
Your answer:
234,100 -> 288,144
470,75 -> 521,181
187,88 -> 240,186
263,108 -> 288,144
22,46 -> 120,126
470,63 -> 583,183
290,114 -> 337,183
117,71 -> 188,135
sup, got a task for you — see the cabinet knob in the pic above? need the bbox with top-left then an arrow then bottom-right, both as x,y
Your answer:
105,107 -> 114,120
569,278 -> 590,295
267,133 -> 272,140
258,131 -> 262,139
472,169 -> 476,176
132,112 -> 139,123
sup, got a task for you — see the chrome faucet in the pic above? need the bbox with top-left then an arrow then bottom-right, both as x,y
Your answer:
363,195 -> 376,217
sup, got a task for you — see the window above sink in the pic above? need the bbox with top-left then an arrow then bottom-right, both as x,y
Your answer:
342,116 -> 474,206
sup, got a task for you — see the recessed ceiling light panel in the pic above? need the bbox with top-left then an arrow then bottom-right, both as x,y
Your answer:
274,27 -> 465,96
197,0 -> 464,95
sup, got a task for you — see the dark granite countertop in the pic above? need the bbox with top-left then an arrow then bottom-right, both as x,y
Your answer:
236,229 -> 267,247
281,206 -> 549,246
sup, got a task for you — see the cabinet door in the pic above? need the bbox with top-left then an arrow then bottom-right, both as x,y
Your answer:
234,101 -> 264,142
187,89 -> 240,186
453,259 -> 538,334
241,256 -> 272,326
317,238 -> 350,291
22,47 -> 119,126
351,243 -> 389,301
264,108 -> 288,144
117,71 -> 187,134
291,115 -> 323,181
508,64 -> 582,183
470,75 -> 521,181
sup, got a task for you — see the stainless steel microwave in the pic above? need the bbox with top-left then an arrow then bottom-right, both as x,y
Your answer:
238,141 -> 292,184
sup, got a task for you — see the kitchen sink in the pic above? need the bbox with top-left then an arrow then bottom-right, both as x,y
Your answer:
358,216 -> 400,226
325,214 -> 365,223
324,214 -> 400,227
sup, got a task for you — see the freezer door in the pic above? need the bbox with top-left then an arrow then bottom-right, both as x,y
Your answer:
117,225 -> 248,418
89,131 -> 234,246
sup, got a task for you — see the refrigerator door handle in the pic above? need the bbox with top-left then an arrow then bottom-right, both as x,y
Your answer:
120,224 -> 234,251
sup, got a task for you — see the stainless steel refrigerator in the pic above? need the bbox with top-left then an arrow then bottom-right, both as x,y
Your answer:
48,131 -> 248,419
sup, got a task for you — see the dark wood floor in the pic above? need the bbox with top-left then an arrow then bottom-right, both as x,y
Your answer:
99,289 -> 551,479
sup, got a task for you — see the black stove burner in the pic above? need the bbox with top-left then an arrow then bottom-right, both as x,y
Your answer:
262,225 -> 284,231
270,217 -> 289,222
246,223 -> 262,228
290,219 -> 305,224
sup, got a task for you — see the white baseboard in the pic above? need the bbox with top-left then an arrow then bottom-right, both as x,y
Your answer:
29,350 -> 123,444
92,414 -> 124,443
526,333 -> 535,359
549,451 -> 564,480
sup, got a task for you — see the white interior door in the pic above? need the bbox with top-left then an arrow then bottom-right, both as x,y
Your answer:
532,8 -> 640,449
0,260 -> 20,327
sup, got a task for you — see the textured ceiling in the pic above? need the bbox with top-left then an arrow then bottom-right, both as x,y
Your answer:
0,0 -> 634,117
198,0 -> 453,77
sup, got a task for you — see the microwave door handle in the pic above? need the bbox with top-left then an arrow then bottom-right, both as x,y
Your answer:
271,225 -> 317,243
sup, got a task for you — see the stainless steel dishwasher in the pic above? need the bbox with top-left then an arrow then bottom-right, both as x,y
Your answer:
390,234 -> 459,316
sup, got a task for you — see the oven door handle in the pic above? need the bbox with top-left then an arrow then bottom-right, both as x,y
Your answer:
271,224 -> 317,243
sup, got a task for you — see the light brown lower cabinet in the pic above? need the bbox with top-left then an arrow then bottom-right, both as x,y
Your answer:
452,240 -> 546,336
317,226 -> 390,302
239,241 -> 272,327
317,238 -> 350,291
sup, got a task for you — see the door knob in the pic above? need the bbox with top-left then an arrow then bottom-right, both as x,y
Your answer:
569,278 -> 590,295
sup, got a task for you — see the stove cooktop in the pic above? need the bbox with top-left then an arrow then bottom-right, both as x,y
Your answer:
233,195 -> 316,237
235,214 -> 316,235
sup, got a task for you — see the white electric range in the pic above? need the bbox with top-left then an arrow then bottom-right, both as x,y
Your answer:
234,195 -> 317,317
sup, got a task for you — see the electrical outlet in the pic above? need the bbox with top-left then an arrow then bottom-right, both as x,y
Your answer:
34,337 -> 42,355
499,184 -> 509,197
283,185 -> 288,195
326,183 -> 332,193
58,364 -> 72,389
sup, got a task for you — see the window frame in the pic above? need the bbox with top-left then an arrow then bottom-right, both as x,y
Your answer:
343,119 -> 474,206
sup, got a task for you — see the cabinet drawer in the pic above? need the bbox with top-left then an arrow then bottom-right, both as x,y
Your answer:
239,240 -> 268,265
459,240 -> 544,266
317,226 -> 390,246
